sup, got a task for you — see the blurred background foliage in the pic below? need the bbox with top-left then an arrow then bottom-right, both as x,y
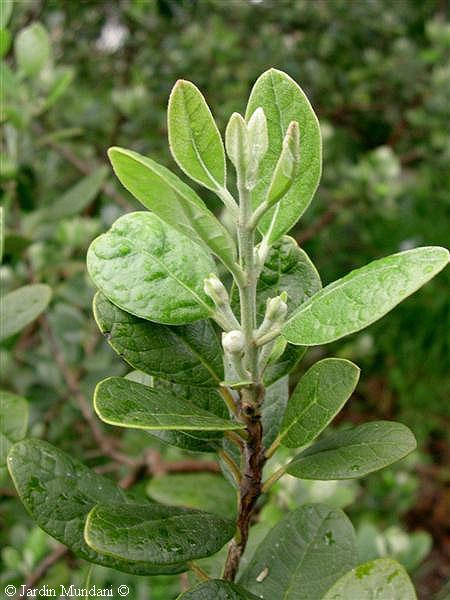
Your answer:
1,0 -> 449,598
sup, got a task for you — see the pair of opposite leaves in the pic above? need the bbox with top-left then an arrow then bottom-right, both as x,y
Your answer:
87,68 -> 448,344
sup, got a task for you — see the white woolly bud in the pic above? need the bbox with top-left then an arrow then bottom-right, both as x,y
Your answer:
222,330 -> 245,354
265,295 -> 288,323
203,273 -> 229,306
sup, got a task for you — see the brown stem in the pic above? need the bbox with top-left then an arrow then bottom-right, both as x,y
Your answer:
223,385 -> 266,581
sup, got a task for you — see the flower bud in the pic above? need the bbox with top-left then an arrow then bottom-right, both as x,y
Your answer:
203,273 -> 229,307
222,330 -> 245,354
265,295 -> 288,323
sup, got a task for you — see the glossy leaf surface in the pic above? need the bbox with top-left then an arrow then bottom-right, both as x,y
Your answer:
287,421 -> 417,480
0,284 -> 52,341
94,293 -> 223,387
94,377 -> 244,432
239,503 -> 356,599
168,80 -> 226,191
245,68 -> 322,242
279,358 -> 360,448
322,558 -> 417,600
87,212 -> 215,325
85,502 -> 235,564
7,440 -> 185,574
283,246 -> 449,346
108,147 -> 236,270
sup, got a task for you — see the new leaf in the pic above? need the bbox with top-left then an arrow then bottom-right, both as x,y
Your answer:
245,68 -> 322,242
168,80 -> 226,191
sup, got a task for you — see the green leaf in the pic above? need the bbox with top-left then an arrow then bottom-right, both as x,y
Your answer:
246,107 -> 269,189
93,293 -> 223,387
322,558 -> 417,600
0,284 -> 52,341
279,358 -> 360,448
87,212 -> 216,325
147,473 -> 237,518
262,376 -> 289,448
85,502 -> 235,564
283,246 -> 450,346
94,376 -> 244,432
0,391 -> 28,466
245,68 -> 322,242
287,421 -> 417,480
256,236 -> 321,321
266,121 -> 300,206
108,147 -> 237,271
178,580 -> 259,600
239,503 -> 356,599
15,22 -> 51,77
149,380 -> 229,453
7,439 -> 185,574
43,167 -> 107,220
225,112 -> 249,175
168,80 -> 226,191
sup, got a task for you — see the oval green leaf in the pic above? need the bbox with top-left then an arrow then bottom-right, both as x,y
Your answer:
87,212 -> 216,325
108,147 -> 236,271
94,293 -> 224,387
85,503 -> 235,565
0,390 -> 28,465
178,580 -> 259,600
238,503 -> 356,599
7,439 -> 186,575
94,376 -> 244,432
283,246 -> 449,346
168,80 -> 226,191
279,358 -> 360,448
245,68 -> 322,242
322,558 -> 417,600
0,283 -> 52,341
287,421 -> 417,480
